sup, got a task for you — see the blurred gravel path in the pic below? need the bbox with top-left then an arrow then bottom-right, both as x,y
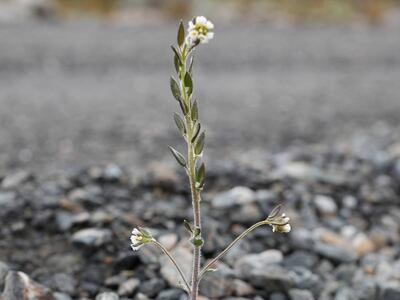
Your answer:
1,21 -> 400,173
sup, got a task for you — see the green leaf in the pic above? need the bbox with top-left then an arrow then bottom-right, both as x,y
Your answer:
174,54 -> 180,73
188,57 -> 194,75
170,77 -> 181,101
177,21 -> 185,47
178,99 -> 189,115
173,113 -> 186,136
170,46 -> 182,65
191,123 -> 201,143
184,72 -> 193,96
195,163 -> 205,189
191,100 -> 198,122
168,146 -> 186,167
194,132 -> 205,155
183,220 -> 193,233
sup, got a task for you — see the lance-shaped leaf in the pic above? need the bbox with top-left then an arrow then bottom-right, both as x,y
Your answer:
177,21 -> 185,47
178,98 -> 189,115
194,132 -> 205,155
168,146 -> 186,167
183,220 -> 193,233
191,100 -> 198,122
171,46 -> 182,65
173,113 -> 186,136
191,123 -> 201,143
195,162 -> 205,189
184,72 -> 193,96
188,57 -> 194,75
174,54 -> 180,73
170,77 -> 181,101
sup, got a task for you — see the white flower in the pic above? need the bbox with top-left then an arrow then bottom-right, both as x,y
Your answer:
187,16 -> 214,45
130,227 -> 154,251
269,213 -> 291,233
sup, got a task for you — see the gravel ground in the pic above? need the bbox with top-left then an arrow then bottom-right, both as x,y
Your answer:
1,20 -> 400,173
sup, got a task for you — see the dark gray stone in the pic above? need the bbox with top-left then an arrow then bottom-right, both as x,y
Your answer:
138,278 -> 166,298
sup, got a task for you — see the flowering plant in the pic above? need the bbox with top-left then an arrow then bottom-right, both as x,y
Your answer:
130,17 -> 291,300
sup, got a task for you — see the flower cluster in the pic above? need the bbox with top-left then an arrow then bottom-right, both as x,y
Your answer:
130,228 -> 154,251
187,16 -> 214,46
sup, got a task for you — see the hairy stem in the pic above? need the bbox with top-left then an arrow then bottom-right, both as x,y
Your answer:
152,240 -> 191,293
198,220 -> 269,281
180,49 -> 202,300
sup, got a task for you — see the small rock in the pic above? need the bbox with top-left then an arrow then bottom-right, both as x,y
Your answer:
0,192 -> 16,208
71,228 -> 112,247
239,264 -> 292,291
283,251 -> 318,269
351,233 -> 376,256
138,278 -> 165,298
96,292 -> 120,300
1,170 -> 31,189
199,263 -> 236,298
235,250 -> 283,271
118,278 -> 140,297
54,292 -> 72,300
158,233 -> 178,250
103,164 -> 123,181
47,273 -> 77,295
156,288 -> 186,300
1,271 -> 54,300
212,187 -> 256,209
289,289 -> 315,300
314,195 -> 337,215
313,242 -> 357,263
0,261 -> 10,290
379,281 -> 400,300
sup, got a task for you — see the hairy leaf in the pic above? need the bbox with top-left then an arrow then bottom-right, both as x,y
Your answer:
184,72 -> 193,96
170,77 -> 181,101
191,100 -> 198,122
173,113 -> 186,136
191,123 -> 201,143
177,21 -> 185,47
194,132 -> 205,155
168,146 -> 186,167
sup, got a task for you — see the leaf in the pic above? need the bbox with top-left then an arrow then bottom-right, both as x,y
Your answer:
170,46 -> 182,65
178,99 -> 189,115
183,220 -> 193,233
194,132 -> 205,155
195,163 -> 205,188
177,21 -> 185,47
138,227 -> 151,238
168,146 -> 186,167
174,54 -> 180,73
267,204 -> 282,220
188,56 -> 194,75
173,113 -> 186,136
191,100 -> 198,122
191,123 -> 201,143
184,72 -> 193,96
170,77 -> 181,101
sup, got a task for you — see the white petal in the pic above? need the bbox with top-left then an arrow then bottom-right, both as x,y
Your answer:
206,21 -> 214,29
188,21 -> 194,30
131,244 -> 142,251
282,224 -> 291,233
196,16 -> 207,24
132,228 -> 140,235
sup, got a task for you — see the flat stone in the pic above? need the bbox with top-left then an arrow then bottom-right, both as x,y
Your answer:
1,271 -> 54,300
379,281 -> 400,300
212,186 -> 256,209
235,250 -> 283,271
160,244 -> 191,288
96,292 -> 120,300
71,228 -> 112,247
313,242 -> 357,263
289,289 -> 315,300
1,170 -> 31,189
314,195 -> 337,215
118,278 -> 140,297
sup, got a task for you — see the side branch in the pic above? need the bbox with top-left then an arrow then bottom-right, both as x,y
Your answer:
198,220 -> 269,281
152,240 -> 191,293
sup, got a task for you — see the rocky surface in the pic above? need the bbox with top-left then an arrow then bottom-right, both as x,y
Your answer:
1,19 -> 400,300
0,127 -> 399,299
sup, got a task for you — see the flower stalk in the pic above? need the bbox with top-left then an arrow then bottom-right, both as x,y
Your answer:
129,17 -> 291,300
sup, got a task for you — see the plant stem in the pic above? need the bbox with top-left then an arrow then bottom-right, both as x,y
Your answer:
180,49 -> 202,300
198,220 -> 269,281
152,240 -> 191,293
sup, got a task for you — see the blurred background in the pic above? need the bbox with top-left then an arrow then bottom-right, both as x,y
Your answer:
1,1 -> 400,300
